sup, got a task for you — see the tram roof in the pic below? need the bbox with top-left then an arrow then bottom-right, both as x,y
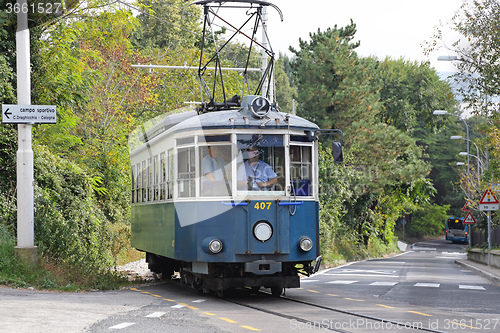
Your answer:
168,108 -> 319,133
130,97 -> 320,152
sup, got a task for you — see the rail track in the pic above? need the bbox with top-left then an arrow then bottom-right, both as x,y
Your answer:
219,288 -> 450,333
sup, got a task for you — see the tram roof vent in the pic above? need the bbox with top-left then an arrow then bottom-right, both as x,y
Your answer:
241,95 -> 272,119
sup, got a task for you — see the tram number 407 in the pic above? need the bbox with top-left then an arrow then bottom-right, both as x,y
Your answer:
254,202 -> 272,210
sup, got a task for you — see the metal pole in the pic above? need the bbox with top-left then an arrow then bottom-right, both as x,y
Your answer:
261,6 -> 268,97
461,117 -> 470,184
488,210 -> 491,265
14,0 -> 37,267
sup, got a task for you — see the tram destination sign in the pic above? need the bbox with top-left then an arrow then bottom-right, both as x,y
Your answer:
2,104 -> 57,124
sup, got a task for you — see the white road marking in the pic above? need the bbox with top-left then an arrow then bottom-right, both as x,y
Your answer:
412,247 -> 437,251
192,299 -> 206,303
323,273 -> 399,278
414,283 -> 440,288
171,304 -> 185,308
110,322 -> 135,329
435,256 -> 464,259
145,312 -> 166,318
370,282 -> 399,286
326,280 -> 358,284
300,279 -> 320,283
459,285 -> 486,290
375,261 -> 406,264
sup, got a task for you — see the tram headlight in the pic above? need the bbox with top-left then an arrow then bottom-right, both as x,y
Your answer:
202,237 -> 223,254
299,237 -> 313,252
253,221 -> 273,242
209,239 -> 223,253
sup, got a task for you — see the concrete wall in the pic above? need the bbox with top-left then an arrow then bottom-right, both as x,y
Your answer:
468,248 -> 500,269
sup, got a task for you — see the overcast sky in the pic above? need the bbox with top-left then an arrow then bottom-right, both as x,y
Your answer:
263,0 -> 465,72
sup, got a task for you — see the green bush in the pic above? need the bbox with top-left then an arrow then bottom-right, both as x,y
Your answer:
33,146 -> 123,288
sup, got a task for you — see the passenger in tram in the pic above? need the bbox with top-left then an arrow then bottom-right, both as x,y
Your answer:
202,146 -> 228,181
237,146 -> 278,190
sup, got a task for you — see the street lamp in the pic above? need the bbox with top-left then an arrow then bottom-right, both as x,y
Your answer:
456,162 -> 465,166
438,55 -> 459,61
433,110 -> 470,180
459,152 -> 483,177
453,136 -> 483,175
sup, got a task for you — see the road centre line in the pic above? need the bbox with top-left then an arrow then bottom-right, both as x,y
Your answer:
240,325 -> 262,331
219,317 -> 238,323
130,287 -> 261,332
451,320 -> 478,329
407,310 -> 432,317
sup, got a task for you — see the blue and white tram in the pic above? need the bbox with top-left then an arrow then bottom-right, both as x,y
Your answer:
129,95 -> 340,295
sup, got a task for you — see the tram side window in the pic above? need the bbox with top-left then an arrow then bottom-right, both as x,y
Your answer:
159,152 -> 166,200
131,165 -> 136,203
142,160 -> 147,202
136,163 -> 141,203
236,134 -> 285,194
153,155 -> 159,201
290,145 -> 312,196
159,150 -> 173,200
147,158 -> 153,201
199,145 -> 232,197
168,149 -> 174,199
178,147 -> 195,197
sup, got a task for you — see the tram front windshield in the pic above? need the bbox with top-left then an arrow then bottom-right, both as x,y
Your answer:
236,134 -> 285,196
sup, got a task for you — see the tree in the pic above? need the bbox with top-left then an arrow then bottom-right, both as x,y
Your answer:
133,0 -> 202,50
274,57 -> 297,113
374,58 -> 457,133
290,22 -> 434,246
290,21 -> 370,130
426,0 -> 500,183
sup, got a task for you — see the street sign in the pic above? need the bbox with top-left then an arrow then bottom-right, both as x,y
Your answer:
2,104 -> 57,124
479,189 -> 499,211
462,200 -> 473,212
463,212 -> 476,224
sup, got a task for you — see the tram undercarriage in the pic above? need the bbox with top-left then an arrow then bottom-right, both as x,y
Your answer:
146,252 -> 311,296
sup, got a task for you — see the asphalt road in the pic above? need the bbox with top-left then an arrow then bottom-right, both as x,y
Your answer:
2,238 -> 499,332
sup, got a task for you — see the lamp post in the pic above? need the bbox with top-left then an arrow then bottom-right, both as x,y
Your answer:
459,152 -> 483,178
433,110 -> 470,182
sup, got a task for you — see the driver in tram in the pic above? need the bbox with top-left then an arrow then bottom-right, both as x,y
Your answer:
237,146 -> 278,190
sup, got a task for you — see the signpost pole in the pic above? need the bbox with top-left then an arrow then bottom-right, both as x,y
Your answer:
488,211 -> 492,265
14,1 -> 37,267
478,189 -> 498,266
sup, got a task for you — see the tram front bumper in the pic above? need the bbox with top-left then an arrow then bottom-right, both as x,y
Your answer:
245,260 -> 282,275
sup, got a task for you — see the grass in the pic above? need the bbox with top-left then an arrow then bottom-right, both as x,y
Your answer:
320,235 -> 401,269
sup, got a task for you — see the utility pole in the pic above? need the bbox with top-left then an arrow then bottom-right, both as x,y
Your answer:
14,0 -> 37,267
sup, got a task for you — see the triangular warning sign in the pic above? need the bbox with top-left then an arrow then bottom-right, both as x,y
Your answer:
462,200 -> 473,212
479,189 -> 499,205
463,212 -> 476,224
